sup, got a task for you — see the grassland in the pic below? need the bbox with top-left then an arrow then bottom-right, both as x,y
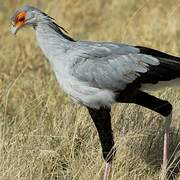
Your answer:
0,0 -> 179,179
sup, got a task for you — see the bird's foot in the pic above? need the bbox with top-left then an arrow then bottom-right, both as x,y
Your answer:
103,162 -> 112,180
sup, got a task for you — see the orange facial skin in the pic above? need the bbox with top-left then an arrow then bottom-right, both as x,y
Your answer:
15,11 -> 27,28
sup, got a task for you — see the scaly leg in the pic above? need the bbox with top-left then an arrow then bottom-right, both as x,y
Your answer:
161,113 -> 172,180
132,91 -> 173,179
87,107 -> 115,180
103,162 -> 112,180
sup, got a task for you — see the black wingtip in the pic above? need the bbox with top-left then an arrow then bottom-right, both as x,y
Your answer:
136,46 -> 180,62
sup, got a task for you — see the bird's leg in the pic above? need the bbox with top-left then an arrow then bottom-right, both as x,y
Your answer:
87,107 -> 115,180
133,91 -> 173,179
103,162 -> 112,180
161,112 -> 172,180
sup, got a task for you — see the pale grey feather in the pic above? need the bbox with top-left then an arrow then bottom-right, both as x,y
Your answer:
10,5 -> 161,108
71,42 -> 160,90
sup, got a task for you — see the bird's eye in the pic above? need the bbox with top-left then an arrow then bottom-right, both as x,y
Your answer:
16,11 -> 27,23
18,17 -> 25,22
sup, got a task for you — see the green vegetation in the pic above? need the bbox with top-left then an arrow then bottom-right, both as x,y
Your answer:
0,0 -> 179,179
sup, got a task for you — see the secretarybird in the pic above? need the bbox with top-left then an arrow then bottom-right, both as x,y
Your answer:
11,5 -> 180,180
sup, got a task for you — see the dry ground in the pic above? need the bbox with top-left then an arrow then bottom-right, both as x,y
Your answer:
0,0 -> 179,179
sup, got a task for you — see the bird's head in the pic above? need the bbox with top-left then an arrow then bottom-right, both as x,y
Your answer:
11,5 -> 74,41
11,5 -> 49,35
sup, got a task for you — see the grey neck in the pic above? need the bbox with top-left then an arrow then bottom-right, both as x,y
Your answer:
35,22 -> 75,60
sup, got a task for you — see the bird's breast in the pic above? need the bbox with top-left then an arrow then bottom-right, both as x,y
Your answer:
35,26 -> 115,108
54,69 -> 115,109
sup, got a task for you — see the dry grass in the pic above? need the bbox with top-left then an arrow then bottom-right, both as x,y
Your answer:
0,0 -> 179,179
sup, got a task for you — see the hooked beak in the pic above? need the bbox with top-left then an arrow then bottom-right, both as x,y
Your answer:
10,20 -> 19,35
10,21 -> 23,35
11,24 -> 18,35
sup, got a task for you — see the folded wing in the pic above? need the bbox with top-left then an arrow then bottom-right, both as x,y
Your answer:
71,43 -> 160,90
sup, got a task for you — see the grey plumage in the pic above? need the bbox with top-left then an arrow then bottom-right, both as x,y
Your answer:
10,5 -> 180,179
10,5 -> 180,109
71,43 -> 159,90
35,26 -> 160,108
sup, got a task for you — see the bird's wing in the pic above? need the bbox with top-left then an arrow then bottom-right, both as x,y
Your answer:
71,42 -> 160,90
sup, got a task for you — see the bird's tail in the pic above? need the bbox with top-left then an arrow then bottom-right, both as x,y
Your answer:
136,46 -> 180,90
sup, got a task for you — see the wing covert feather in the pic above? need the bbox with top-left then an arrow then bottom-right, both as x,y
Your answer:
71,43 -> 159,90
